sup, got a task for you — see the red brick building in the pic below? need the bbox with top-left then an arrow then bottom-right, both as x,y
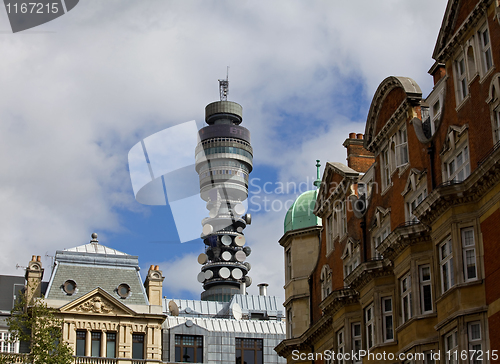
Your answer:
276,0 -> 500,362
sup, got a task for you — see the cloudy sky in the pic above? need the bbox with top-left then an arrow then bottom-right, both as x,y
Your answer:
0,0 -> 448,303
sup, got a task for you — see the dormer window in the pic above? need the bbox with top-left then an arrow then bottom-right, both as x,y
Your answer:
62,280 -> 77,295
117,284 -> 131,299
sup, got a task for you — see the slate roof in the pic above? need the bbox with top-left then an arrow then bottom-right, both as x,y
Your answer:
45,243 -> 148,306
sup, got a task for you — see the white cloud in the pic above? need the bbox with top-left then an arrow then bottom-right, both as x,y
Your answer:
0,0 -> 448,297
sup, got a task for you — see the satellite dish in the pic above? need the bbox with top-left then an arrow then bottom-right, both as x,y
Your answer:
197,253 -> 208,264
245,275 -> 252,287
243,246 -> 251,256
197,272 -> 206,283
202,224 -> 213,235
234,203 -> 246,216
232,268 -> 243,279
185,320 -> 193,327
235,251 -> 246,262
185,306 -> 192,314
219,267 -> 230,279
168,300 -> 179,316
234,235 -> 245,247
209,208 -> 218,218
222,251 -> 232,261
243,262 -> 251,271
236,226 -> 244,233
221,235 -> 232,246
232,303 -> 242,320
204,270 -> 213,280
245,213 -> 252,225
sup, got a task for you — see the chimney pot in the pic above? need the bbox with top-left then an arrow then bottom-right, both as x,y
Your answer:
155,265 -> 159,270
349,132 -> 356,139
149,265 -> 154,271
31,255 -> 36,262
37,256 -> 41,262
257,283 -> 269,296
357,133 -> 363,139
240,281 -> 246,295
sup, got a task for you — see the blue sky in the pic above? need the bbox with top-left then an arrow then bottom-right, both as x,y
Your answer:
0,0 -> 448,302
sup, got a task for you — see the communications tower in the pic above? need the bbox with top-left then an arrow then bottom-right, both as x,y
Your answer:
195,77 -> 253,302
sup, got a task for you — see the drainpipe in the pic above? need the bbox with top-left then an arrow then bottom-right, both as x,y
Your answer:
361,216 -> 367,262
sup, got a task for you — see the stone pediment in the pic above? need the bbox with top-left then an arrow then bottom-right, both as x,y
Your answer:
59,287 -> 136,316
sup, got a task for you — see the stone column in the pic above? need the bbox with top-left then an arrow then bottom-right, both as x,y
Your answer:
101,330 -> 107,358
85,329 -> 91,357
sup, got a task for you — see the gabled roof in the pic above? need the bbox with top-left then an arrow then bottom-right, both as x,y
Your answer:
364,76 -> 422,152
314,162 -> 359,216
432,0 -> 491,62
59,287 -> 137,316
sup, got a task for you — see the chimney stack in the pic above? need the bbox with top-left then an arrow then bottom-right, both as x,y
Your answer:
343,133 -> 374,173
144,265 -> 165,306
25,255 -> 44,306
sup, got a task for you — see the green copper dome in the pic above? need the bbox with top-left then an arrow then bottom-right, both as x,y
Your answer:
284,161 -> 323,234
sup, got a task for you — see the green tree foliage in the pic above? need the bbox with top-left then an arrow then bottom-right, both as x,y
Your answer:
0,290 -> 73,364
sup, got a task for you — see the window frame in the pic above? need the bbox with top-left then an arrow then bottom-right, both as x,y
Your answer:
326,214 -> 334,254
0,331 -> 18,353
395,125 -> 409,168
380,146 -> 391,190
444,329 -> 458,364
132,333 -> 145,360
479,24 -> 493,75
106,332 -> 117,358
454,53 -> 469,104
381,297 -> 394,342
445,143 -> 470,183
364,304 -> 374,349
337,328 -> 345,364
351,322 -> 362,364
235,338 -> 263,364
462,227 -> 478,282
440,237 -> 455,294
468,321 -> 483,364
76,330 -> 86,357
372,223 -> 390,259
419,265 -> 433,314
400,273 -> 412,324
285,248 -> 292,282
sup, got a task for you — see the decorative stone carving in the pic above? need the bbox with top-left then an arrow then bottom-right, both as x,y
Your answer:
76,296 -> 113,314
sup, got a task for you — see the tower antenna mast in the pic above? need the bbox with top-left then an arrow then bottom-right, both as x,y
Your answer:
219,66 -> 229,101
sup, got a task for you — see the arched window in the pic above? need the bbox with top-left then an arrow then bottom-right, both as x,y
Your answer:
320,265 -> 332,300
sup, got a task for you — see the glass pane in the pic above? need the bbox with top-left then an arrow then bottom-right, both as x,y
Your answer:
470,323 -> 481,340
421,266 -> 431,281
91,340 -> 100,357
76,338 -> 85,356
244,350 -> 255,364
175,347 -> 181,362
423,285 -> 432,312
132,342 -> 144,360
106,341 -> 115,358
385,316 -> 393,340
384,298 -> 392,312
